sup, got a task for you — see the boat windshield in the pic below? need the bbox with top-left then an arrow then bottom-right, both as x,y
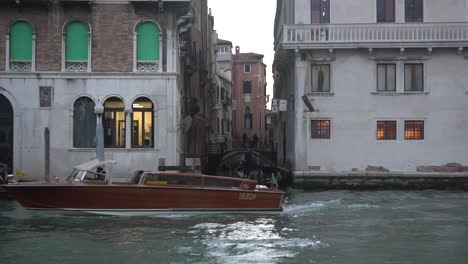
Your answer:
68,168 -> 107,182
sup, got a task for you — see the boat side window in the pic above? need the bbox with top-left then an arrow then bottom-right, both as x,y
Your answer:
144,173 -> 202,186
82,171 -> 99,181
205,177 -> 237,188
158,175 -> 202,186
82,167 -> 106,181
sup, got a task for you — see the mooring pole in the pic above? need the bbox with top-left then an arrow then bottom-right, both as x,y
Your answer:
94,104 -> 105,161
44,127 -> 50,182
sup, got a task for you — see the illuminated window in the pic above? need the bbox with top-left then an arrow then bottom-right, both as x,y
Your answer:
104,97 -> 125,148
377,121 -> 396,140
405,120 -> 424,140
311,120 -> 330,139
132,97 -> 154,148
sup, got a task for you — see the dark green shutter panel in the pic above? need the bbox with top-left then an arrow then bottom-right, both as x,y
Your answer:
10,21 -> 33,61
66,21 -> 89,61
137,22 -> 160,61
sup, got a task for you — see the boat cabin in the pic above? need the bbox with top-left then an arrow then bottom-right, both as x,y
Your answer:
67,160 -> 116,184
136,172 -> 257,190
67,159 -> 259,190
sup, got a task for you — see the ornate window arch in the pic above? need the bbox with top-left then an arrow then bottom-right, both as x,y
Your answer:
103,97 -> 125,148
134,20 -> 162,72
7,20 -> 35,72
131,97 -> 154,148
73,97 -> 96,148
63,20 -> 91,72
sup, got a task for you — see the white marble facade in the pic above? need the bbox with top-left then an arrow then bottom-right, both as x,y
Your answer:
274,0 -> 468,174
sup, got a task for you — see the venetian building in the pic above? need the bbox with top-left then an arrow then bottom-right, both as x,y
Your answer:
232,46 -> 268,148
274,0 -> 468,176
0,0 -> 196,179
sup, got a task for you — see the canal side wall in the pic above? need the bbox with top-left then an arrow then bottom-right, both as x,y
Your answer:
292,172 -> 468,190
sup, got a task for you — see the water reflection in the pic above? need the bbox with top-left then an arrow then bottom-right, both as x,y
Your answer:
188,217 -> 325,264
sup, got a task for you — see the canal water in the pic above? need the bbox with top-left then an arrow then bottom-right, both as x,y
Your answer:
1,190 -> 467,264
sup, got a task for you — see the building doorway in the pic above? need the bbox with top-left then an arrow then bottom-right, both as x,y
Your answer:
0,94 -> 13,173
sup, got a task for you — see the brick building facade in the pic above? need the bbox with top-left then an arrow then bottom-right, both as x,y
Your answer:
0,0 -> 219,179
232,46 -> 268,148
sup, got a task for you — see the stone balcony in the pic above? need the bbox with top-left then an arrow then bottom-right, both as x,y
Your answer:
278,23 -> 468,50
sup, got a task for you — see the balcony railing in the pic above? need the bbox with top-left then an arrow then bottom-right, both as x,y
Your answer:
280,23 -> 468,49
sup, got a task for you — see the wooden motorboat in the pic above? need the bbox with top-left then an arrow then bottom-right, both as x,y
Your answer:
1,160 -> 284,215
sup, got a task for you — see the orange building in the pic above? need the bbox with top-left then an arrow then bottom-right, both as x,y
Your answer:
232,46 -> 268,148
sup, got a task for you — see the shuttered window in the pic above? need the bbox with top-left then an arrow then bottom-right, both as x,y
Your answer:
66,21 -> 89,61
10,21 -> 33,61
137,21 -> 160,61
405,0 -> 423,22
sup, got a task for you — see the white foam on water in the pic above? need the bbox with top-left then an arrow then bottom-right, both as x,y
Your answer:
282,199 -> 342,214
187,217 -> 327,264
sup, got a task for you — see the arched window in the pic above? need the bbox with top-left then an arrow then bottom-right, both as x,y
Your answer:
135,21 -> 160,72
132,97 -> 154,148
244,107 -> 253,130
103,97 -> 125,148
9,21 -> 33,72
65,21 -> 90,72
73,97 -> 96,148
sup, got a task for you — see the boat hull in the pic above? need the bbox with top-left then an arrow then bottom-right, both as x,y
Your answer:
2,184 -> 284,214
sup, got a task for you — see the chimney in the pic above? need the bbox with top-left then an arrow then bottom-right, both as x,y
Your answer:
235,46 -> 240,56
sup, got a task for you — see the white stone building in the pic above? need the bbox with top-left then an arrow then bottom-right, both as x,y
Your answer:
209,38 -> 233,153
273,0 -> 468,175
0,0 -> 193,180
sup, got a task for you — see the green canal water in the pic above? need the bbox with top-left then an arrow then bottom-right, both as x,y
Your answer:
1,190 -> 467,264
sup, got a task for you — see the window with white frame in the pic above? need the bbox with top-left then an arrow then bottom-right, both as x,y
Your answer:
311,64 -> 330,92
404,63 -> 424,92
136,21 -> 161,72
104,97 -> 126,148
9,20 -> 34,72
377,64 -> 396,92
65,20 -> 90,72
377,120 -> 397,140
132,97 -> 154,148
405,120 -> 424,140
244,64 -> 251,73
311,120 -> 330,139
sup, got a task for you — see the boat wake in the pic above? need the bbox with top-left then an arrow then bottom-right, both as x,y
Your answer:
187,218 -> 327,264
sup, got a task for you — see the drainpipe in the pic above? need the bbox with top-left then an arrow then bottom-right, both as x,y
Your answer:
94,103 -> 105,161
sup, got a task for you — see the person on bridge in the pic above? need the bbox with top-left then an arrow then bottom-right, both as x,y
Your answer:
252,134 -> 259,149
242,132 -> 248,147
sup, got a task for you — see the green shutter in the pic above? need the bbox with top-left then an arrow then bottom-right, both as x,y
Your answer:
10,21 -> 33,61
66,21 -> 89,61
137,22 -> 160,61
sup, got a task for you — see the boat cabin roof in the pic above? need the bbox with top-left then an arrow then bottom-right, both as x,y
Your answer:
74,159 -> 116,171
